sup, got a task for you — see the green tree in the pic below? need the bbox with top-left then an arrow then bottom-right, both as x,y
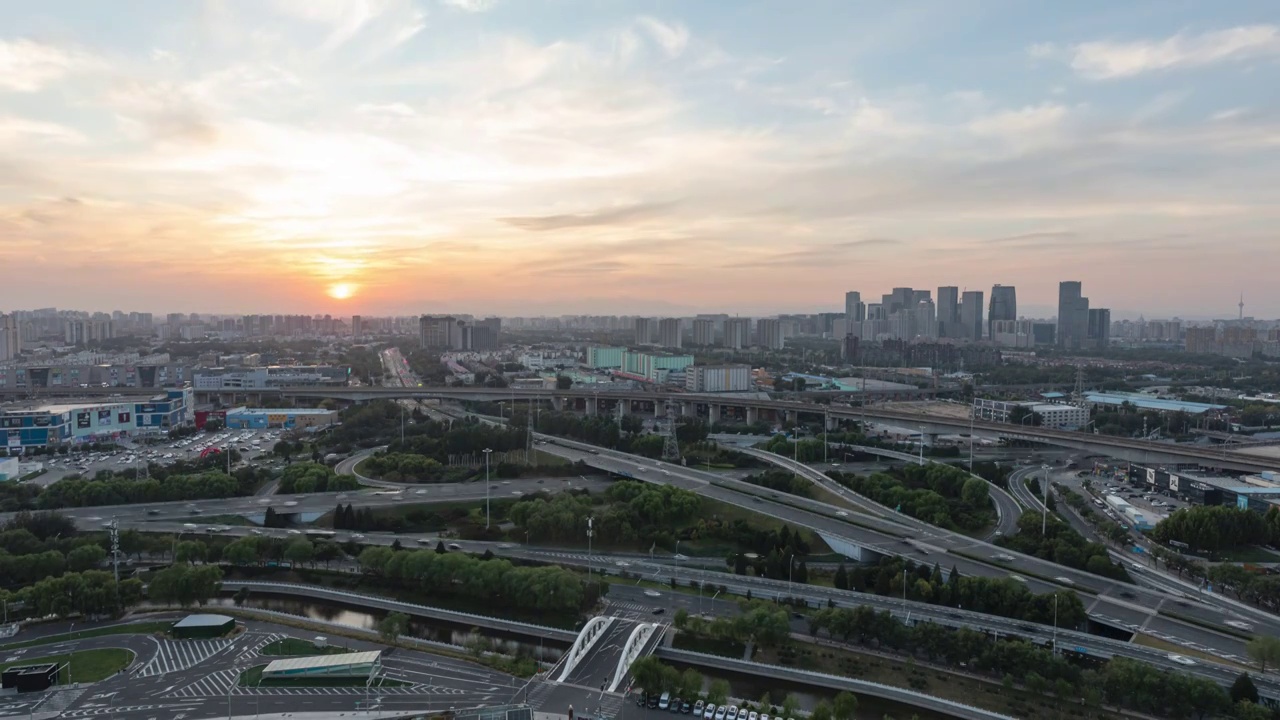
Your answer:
378,611 -> 410,645
66,544 -> 107,572
811,700 -> 833,720
223,538 -> 258,566
556,375 -> 573,390
707,679 -> 730,705
780,694 -> 800,720
630,656 -> 667,695
832,691 -> 858,720
284,538 -> 315,567
679,668 -> 704,700
174,540 -> 207,565
359,546 -> 394,574
1231,673 -> 1259,705
1247,636 -> 1280,674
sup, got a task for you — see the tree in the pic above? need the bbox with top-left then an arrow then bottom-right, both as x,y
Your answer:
810,700 -> 832,720
556,375 -> 573,390
960,478 -> 989,507
223,538 -> 258,566
1231,673 -> 1259,705
378,611 -> 410,645
436,540 -> 447,554
679,668 -> 704,700
832,692 -> 858,720
66,544 -> 107,572
284,538 -> 315,567
1247,635 -> 1280,673
780,694 -> 800,720
707,680 -> 730,705
174,540 -> 208,565
630,656 -> 668,695
833,563 -> 848,590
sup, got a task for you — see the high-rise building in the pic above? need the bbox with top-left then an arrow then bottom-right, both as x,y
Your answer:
691,319 -> 714,346
685,364 -> 752,392
882,288 -> 914,315
844,291 -> 864,336
0,314 -> 20,361
988,285 -> 1017,339
1087,308 -> 1111,349
634,318 -> 656,345
419,315 -> 460,349
1185,327 -> 1217,354
959,290 -> 984,341
1057,281 -> 1090,350
936,287 -> 959,339
756,319 -> 783,349
657,318 -> 682,348
724,318 -> 752,349
351,315 -> 363,340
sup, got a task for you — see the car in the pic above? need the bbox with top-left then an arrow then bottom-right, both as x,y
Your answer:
761,715 -> 770,720
835,510 -> 849,517
147,509 -> 160,515
693,700 -> 705,716
993,553 -> 1015,562
670,698 -> 683,713
448,543 -> 461,550
1226,620 -> 1254,631
1130,562 -> 1143,571
287,529 -> 302,535
748,712 -> 758,720
637,693 -> 649,707
704,705 -> 717,720
1054,576 -> 1075,585
659,693 -> 671,710
1168,654 -> 1197,666
726,705 -> 739,720
653,607 -> 665,615
189,508 -> 201,515
649,695 -> 660,709
713,706 -> 727,720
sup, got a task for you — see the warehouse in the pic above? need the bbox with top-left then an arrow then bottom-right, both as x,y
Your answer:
224,407 -> 337,430
261,651 -> 382,682
171,614 -> 236,639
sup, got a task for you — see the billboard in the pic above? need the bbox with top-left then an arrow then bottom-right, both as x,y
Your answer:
77,412 -> 91,429
98,410 -> 112,425
1168,475 -> 1180,492
1146,468 -> 1156,485
6,430 -> 20,448
118,412 -> 131,424
139,404 -> 157,414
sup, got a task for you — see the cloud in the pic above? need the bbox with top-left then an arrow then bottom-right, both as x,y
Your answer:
0,116 -> 85,145
500,202 -> 678,231
440,0 -> 495,12
1054,25 -> 1280,79
0,39 -> 89,91
968,103 -> 1067,136
636,17 -> 690,58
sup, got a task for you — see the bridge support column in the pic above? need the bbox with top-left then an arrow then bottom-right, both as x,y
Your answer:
745,406 -> 758,425
708,404 -> 721,425
617,400 -> 630,415
586,397 -> 598,416
825,413 -> 837,431
552,396 -> 564,412
681,401 -> 694,418
785,410 -> 797,425
654,401 -> 666,418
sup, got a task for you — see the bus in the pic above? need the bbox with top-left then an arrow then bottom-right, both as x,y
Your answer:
305,530 -> 337,537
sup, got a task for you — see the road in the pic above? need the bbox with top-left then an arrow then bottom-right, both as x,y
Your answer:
533,435 -> 1280,660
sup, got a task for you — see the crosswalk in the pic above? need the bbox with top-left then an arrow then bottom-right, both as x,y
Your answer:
236,633 -> 287,663
134,638 -> 234,677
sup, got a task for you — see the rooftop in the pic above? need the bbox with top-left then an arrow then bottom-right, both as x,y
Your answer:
263,651 -> 381,675
1085,391 -> 1227,415
172,613 -> 235,628
227,408 -> 337,415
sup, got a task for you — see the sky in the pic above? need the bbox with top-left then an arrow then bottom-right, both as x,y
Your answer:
1,0 -> 1278,319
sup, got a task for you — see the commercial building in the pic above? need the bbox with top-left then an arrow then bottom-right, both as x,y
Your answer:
936,287 -> 959,339
351,315 -> 363,340
959,290 -> 984,341
657,318 -> 682,348
171,614 -> 237,639
691,319 -> 714,347
420,316 -> 462,349
1057,281 -> 1090,350
262,651 -> 382,682
724,318 -> 752,349
1,388 -> 194,450
990,319 -> 1035,348
971,398 -> 1089,429
224,408 -> 338,430
0,456 -> 19,481
64,318 -> 114,345
1088,308 -> 1111,349
1084,391 -> 1227,416
193,366 -> 348,391
0,353 -> 191,391
685,364 -> 752,393
585,346 -> 625,369
988,285 -> 1017,340
844,291 -> 864,336
621,351 -> 694,382
756,319 -> 783,349
634,318 -> 656,345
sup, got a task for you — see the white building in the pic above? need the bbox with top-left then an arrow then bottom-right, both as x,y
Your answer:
972,398 -> 1089,430
685,364 -> 752,393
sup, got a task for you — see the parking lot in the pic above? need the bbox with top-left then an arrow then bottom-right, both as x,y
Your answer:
28,428 -> 282,485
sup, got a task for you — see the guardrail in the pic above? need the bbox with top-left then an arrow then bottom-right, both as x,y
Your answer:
225,581 -> 577,642
656,647 -> 1018,720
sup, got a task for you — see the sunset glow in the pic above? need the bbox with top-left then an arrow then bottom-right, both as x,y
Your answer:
0,2 -> 1276,316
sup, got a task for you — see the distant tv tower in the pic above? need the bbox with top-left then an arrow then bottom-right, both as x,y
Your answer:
1239,293 -> 1245,320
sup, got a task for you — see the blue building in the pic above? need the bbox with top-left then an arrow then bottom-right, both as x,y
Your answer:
1,388 -> 193,451
224,407 -> 337,430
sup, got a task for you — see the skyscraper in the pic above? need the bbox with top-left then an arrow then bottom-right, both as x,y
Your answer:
0,314 -> 20,361
351,315 -> 363,340
1057,282 -> 1090,350
691,319 -> 714,346
844,291 -> 864,336
988,285 -> 1017,339
634,317 -> 656,345
724,318 -> 752,349
936,287 -> 959,339
756,318 -> 783,349
1087,308 -> 1111,349
959,291 -> 984,341
657,318 -> 682,348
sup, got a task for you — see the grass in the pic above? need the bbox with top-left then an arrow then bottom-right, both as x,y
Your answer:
238,663 -> 411,688
0,621 -> 172,652
260,638 -> 350,656
672,633 -> 747,658
0,648 -> 135,683
1211,546 -> 1280,563
1131,633 -> 1254,672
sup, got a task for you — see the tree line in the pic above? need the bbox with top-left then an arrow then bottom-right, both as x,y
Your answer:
1152,505 -> 1280,555
508,481 -> 702,546
277,462 -> 359,494
828,465 -> 994,534
996,511 -> 1130,581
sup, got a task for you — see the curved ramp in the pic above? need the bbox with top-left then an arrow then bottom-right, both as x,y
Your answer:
556,615 -> 614,683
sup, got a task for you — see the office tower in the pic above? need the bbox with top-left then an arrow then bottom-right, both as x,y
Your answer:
691,319 -> 714,346
1057,281 -> 1090,350
959,290 -> 984,340
988,285 -> 1017,339
351,315 -> 363,340
844,291 -> 864,336
657,318 -> 682,348
756,319 -> 783,349
1087,309 -> 1111,349
634,317 -> 656,345
0,314 -> 20,361
882,288 -> 914,315
1185,327 -> 1216,353
724,318 -> 752,349
936,287 -> 959,339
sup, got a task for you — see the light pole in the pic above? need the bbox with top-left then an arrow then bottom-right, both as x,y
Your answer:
918,425 -> 925,466
1052,593 -> 1059,656
823,410 -> 829,465
586,516 -> 595,581
482,448 -> 493,529
1041,464 -> 1051,536
968,406 -> 975,474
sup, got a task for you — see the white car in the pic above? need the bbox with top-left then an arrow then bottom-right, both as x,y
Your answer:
704,705 -> 717,720
1054,576 -> 1075,586
1168,654 -> 1197,666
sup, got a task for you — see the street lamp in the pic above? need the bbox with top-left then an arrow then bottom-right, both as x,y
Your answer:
482,448 -> 493,529
918,425 -> 926,466
1041,464 -> 1051,536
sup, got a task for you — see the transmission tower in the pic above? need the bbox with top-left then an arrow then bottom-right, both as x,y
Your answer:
661,401 -> 682,462
1072,365 -> 1086,407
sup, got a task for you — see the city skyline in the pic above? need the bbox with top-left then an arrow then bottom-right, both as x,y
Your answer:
2,1 -> 1278,316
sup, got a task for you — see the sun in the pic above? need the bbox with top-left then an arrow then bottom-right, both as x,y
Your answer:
327,283 -> 357,300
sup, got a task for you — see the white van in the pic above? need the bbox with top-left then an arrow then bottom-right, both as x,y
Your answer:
659,692 -> 671,710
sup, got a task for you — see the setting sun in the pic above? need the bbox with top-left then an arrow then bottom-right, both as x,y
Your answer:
327,283 -> 357,300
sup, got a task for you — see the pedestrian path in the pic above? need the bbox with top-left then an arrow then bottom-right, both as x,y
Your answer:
168,668 -> 437,698
236,632 -> 287,663
133,638 -> 235,677
524,682 -> 556,710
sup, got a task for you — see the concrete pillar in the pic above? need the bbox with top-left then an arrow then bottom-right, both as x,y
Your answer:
681,401 -> 694,418
654,401 -> 667,418
617,400 -> 631,415
586,397 -> 598,416
825,413 -> 837,431
552,396 -> 564,412
745,406 -> 758,425
708,404 -> 721,425
785,410 -> 797,425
